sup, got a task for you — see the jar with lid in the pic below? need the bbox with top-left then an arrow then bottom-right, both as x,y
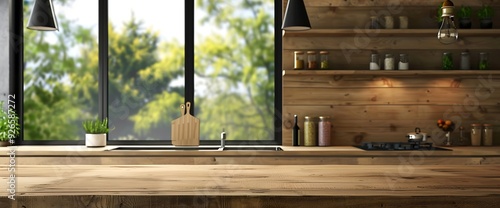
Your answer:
460,51 -> 470,70
442,52 -> 453,70
294,51 -> 305,70
370,53 -> 380,70
303,116 -> 317,146
398,54 -> 409,70
320,51 -> 329,69
479,52 -> 488,70
471,124 -> 482,146
384,15 -> 394,29
483,124 -> 493,146
384,54 -> 395,70
318,116 -> 331,146
307,51 -> 318,69
369,16 -> 381,29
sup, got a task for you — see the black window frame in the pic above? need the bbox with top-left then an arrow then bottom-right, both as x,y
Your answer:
11,0 -> 282,145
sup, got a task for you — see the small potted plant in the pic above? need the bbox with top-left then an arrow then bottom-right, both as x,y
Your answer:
477,5 -> 494,29
0,101 -> 20,147
457,6 -> 472,29
436,6 -> 443,28
83,117 -> 110,147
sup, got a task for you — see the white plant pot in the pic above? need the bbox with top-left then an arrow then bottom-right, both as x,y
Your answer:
85,134 -> 106,147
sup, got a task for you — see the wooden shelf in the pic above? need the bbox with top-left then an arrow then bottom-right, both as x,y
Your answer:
283,29 -> 500,37
282,70 -> 500,77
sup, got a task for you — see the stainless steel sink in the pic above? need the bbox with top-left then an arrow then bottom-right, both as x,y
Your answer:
110,146 -> 283,151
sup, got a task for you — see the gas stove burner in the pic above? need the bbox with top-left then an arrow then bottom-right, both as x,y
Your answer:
357,142 -> 451,151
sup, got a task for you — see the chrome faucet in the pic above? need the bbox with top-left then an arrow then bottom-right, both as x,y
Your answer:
220,128 -> 226,148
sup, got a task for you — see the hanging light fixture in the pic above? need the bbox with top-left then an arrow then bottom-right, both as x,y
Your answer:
27,0 -> 59,31
282,0 -> 311,30
437,0 -> 458,44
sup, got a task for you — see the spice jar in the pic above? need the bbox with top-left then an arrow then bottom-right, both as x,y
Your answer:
479,52 -> 488,70
398,54 -> 409,70
304,116 -> 317,146
471,123 -> 482,146
384,15 -> 394,29
307,51 -> 318,69
294,51 -> 304,70
399,16 -> 408,29
320,51 -> 329,69
384,54 -> 395,70
460,51 -> 470,70
370,53 -> 380,70
318,116 -> 331,146
442,52 -> 453,70
483,124 -> 493,146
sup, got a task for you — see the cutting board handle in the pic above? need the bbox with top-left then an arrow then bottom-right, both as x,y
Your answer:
186,102 -> 192,115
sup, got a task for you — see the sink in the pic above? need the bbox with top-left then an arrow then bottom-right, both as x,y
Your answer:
110,146 -> 283,151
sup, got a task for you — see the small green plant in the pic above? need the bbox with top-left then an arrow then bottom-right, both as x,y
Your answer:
82,117 -> 110,134
478,5 -> 494,19
0,101 -> 20,141
479,60 -> 489,70
436,6 -> 443,23
457,6 -> 472,19
442,53 -> 453,70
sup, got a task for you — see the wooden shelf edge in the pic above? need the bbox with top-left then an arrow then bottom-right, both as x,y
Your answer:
282,70 -> 500,76
283,29 -> 500,37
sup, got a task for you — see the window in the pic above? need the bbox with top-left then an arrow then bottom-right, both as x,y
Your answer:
15,0 -> 281,144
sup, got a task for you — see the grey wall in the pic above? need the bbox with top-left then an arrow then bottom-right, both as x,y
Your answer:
0,0 -> 10,103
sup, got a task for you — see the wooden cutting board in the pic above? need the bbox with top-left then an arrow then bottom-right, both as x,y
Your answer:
171,102 -> 200,146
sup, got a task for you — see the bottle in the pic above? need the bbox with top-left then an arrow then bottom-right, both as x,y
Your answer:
369,16 -> 381,29
294,51 -> 304,70
370,53 -> 380,70
479,52 -> 488,70
460,52 -> 470,70
483,124 -> 493,146
320,51 -> 329,69
398,54 -> 409,70
304,116 -> 317,146
292,115 -> 300,146
442,52 -> 453,70
471,124 -> 482,146
384,54 -> 394,70
307,51 -> 317,69
318,116 -> 331,146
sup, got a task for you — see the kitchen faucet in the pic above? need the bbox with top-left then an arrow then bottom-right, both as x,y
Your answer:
220,128 -> 226,149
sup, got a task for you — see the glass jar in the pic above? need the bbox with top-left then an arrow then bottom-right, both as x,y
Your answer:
398,54 -> 409,70
307,51 -> 317,70
294,51 -> 304,70
318,116 -> 331,146
320,51 -> 329,69
399,16 -> 408,29
471,123 -> 482,146
384,54 -> 395,70
384,15 -> 394,29
483,124 -> 493,146
442,52 -> 453,70
369,16 -> 381,29
303,116 -> 317,146
370,53 -> 380,70
479,52 -> 488,70
460,51 -> 470,70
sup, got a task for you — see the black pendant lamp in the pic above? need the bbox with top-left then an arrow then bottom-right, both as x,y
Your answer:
27,0 -> 59,31
282,0 -> 311,30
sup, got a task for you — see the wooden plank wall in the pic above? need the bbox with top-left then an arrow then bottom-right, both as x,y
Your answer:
282,0 -> 500,146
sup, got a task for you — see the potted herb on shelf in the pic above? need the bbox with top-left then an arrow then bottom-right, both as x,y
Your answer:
477,5 -> 494,29
83,117 -> 110,147
0,101 -> 20,147
457,6 -> 472,29
436,6 -> 443,28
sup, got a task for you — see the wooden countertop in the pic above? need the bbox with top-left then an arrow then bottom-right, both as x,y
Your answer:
2,145 -> 500,157
2,164 -> 500,197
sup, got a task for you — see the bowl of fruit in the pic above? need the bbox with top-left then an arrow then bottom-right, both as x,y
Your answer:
437,119 -> 455,146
